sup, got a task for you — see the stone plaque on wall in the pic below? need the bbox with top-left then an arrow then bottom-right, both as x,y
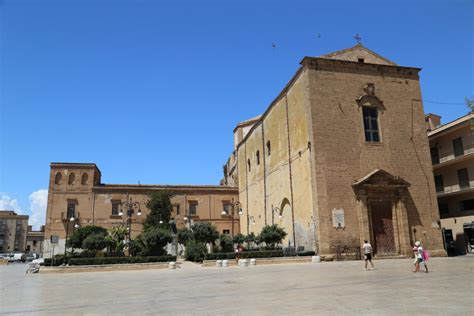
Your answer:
332,208 -> 345,228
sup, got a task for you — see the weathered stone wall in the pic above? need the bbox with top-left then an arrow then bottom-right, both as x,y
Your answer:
306,59 -> 445,255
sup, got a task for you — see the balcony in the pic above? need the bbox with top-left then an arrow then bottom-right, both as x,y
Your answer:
436,183 -> 474,198
432,147 -> 474,170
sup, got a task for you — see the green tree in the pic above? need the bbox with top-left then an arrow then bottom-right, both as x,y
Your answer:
177,227 -> 193,246
259,225 -> 287,249
67,226 -> 108,249
140,227 -> 173,256
107,226 -> 128,254
245,232 -> 256,249
144,191 -> 175,230
184,240 -> 207,262
218,234 -> 233,253
192,222 -> 219,246
466,97 -> 473,112
82,233 -> 108,252
233,233 -> 245,245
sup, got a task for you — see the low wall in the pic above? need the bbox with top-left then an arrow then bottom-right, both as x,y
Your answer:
40,262 -> 170,274
202,256 -> 315,267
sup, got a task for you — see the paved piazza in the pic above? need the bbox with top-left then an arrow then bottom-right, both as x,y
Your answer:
1,256 -> 473,315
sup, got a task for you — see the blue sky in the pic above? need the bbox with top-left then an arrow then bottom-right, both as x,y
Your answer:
0,0 -> 472,228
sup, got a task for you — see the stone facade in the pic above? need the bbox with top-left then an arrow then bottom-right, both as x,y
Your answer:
428,112 -> 474,253
0,210 -> 29,253
232,44 -> 446,257
44,163 -> 239,258
26,225 -> 45,256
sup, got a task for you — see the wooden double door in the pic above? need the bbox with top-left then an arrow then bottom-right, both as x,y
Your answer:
370,200 -> 396,254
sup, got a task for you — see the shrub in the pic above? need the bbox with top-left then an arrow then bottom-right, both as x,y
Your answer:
177,227 -> 193,245
140,227 -> 173,256
184,240 -> 208,262
259,225 -> 287,248
232,233 -> 245,245
218,234 -> 234,253
82,233 -> 108,252
68,255 -> 176,266
67,225 -> 108,249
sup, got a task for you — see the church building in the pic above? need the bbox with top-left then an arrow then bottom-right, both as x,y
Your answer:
230,44 -> 446,257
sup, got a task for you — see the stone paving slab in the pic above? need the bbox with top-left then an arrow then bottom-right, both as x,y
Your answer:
1,256 -> 473,315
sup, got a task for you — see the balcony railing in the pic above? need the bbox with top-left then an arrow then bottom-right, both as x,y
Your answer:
436,182 -> 474,196
432,147 -> 474,166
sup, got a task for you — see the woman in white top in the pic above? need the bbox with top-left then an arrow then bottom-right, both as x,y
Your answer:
412,241 -> 429,273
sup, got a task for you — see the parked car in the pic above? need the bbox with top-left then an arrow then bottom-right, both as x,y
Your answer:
7,253 -> 26,262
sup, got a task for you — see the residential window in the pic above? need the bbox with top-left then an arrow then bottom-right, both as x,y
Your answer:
111,201 -> 121,216
223,229 -> 230,234
457,168 -> 470,189
256,151 -> 260,165
266,141 -> 271,156
174,204 -> 180,215
33,240 -> 37,246
363,107 -> 380,142
189,202 -> 198,216
67,203 -> 76,219
452,137 -> 464,157
430,147 -> 440,165
460,199 -> 474,212
438,203 -> 449,215
247,159 -> 251,172
434,175 -> 444,193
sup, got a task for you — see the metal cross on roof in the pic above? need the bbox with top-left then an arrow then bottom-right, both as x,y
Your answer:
353,33 -> 362,44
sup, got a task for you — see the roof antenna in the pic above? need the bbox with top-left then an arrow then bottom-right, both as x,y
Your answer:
353,33 -> 362,44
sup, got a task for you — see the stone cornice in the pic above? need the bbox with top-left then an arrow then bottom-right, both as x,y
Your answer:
92,184 -> 238,194
300,57 -> 420,80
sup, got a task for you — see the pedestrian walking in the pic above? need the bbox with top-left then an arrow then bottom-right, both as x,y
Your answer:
362,240 -> 375,270
412,241 -> 429,273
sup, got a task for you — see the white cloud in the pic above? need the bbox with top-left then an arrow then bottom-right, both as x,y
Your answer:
0,194 -> 22,213
29,189 -> 48,230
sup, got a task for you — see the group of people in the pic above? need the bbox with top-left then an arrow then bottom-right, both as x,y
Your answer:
361,240 -> 429,273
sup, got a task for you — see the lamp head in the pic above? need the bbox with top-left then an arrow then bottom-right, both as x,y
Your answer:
69,217 -> 75,222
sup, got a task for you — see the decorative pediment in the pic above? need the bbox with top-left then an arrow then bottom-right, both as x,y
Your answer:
352,169 -> 410,189
356,83 -> 386,112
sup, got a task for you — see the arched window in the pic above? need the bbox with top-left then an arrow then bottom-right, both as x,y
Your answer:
81,173 -> 89,185
54,172 -> 62,185
68,173 -> 76,185
247,159 -> 251,172
266,141 -> 271,156
256,150 -> 260,165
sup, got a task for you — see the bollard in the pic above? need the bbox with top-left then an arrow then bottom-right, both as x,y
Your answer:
243,259 -> 249,267
312,256 -> 321,263
169,262 -> 176,269
222,260 -> 229,267
216,260 -> 222,267
250,258 -> 256,266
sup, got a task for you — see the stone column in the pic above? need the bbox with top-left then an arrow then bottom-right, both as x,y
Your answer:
396,189 -> 412,256
356,189 -> 370,247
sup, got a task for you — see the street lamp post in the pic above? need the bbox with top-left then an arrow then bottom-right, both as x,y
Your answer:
221,199 -> 242,237
118,197 -> 142,255
64,216 -> 80,257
